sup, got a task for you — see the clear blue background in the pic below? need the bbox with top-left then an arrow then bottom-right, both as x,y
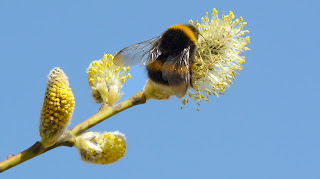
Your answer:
1,0 -> 319,178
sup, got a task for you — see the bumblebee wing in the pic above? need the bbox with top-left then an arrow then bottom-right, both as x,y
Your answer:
162,46 -> 191,98
113,36 -> 162,66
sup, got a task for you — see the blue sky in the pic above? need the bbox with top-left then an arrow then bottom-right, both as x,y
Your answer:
0,0 -> 319,178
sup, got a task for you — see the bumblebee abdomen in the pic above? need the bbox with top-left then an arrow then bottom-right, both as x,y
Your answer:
147,60 -> 189,86
147,24 -> 198,87
146,24 -> 198,87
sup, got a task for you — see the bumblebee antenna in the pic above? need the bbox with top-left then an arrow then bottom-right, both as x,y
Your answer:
199,33 -> 210,47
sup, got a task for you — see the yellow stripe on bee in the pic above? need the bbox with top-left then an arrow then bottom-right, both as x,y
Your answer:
168,24 -> 197,44
147,60 -> 189,74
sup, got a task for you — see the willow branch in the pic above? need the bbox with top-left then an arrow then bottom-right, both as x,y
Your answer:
0,91 -> 146,173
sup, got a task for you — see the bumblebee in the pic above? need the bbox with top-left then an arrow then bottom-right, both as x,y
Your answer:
114,24 -> 199,98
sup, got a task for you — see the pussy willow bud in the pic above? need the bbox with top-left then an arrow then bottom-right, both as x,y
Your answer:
39,68 -> 75,147
75,131 -> 127,165
87,53 -> 131,105
143,79 -> 174,100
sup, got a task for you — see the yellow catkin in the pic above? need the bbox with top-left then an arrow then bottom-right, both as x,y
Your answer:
87,54 -> 130,105
75,131 -> 127,165
39,68 -> 75,147
184,9 -> 250,109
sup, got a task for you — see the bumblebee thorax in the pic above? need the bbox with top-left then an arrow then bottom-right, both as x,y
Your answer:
167,24 -> 198,44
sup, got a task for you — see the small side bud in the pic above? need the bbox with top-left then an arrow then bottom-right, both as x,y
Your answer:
87,54 -> 130,105
143,79 -> 173,100
39,68 -> 75,147
75,131 -> 127,165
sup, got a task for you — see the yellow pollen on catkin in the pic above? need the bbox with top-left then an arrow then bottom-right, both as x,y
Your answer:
87,53 -> 130,105
75,131 -> 127,165
185,9 -> 250,109
39,68 -> 75,147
